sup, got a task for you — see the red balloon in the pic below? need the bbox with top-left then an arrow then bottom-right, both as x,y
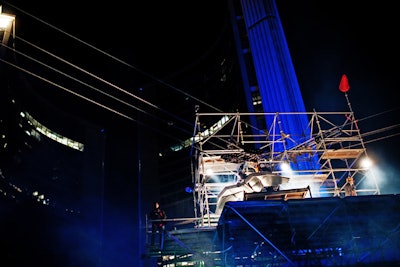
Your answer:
339,74 -> 350,93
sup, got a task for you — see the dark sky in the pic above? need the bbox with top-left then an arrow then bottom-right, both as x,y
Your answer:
2,0 -> 399,193
277,2 -> 400,193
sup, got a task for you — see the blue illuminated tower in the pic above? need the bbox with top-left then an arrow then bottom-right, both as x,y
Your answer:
229,0 -> 316,170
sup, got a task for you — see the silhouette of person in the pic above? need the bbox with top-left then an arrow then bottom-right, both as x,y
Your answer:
149,201 -> 167,249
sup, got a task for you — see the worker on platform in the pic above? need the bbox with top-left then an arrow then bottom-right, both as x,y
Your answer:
344,177 -> 357,196
149,201 -> 167,250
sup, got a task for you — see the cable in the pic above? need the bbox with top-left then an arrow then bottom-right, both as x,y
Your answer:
0,57 -> 189,144
1,57 -> 135,121
1,41 -> 193,134
2,1 -> 223,113
1,2 -> 231,151
2,1 -> 238,153
12,36 -> 195,128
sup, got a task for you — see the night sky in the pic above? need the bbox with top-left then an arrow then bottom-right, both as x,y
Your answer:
277,2 -> 400,193
1,1 -> 400,265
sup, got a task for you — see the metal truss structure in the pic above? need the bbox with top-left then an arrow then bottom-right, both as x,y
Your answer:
191,111 -> 381,227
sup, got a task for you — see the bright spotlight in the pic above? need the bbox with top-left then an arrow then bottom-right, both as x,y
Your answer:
0,7 -> 15,51
360,157 -> 373,169
280,162 -> 291,172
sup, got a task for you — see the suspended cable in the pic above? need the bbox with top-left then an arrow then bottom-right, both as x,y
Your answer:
0,41 -> 193,136
361,124 -> 400,139
0,57 -> 189,144
357,107 -> 400,124
3,5 -> 233,154
3,1 -> 223,113
3,1 -> 233,153
1,57 -> 134,121
363,132 -> 400,146
12,35 -> 194,128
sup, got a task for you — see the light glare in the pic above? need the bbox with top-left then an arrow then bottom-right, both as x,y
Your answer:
360,157 -> 373,169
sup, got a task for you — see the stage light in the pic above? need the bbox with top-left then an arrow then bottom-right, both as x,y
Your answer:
280,161 -> 291,172
0,13 -> 14,29
0,6 -> 15,50
360,157 -> 373,169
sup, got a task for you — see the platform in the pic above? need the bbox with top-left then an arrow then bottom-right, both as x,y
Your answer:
151,194 -> 400,266
217,194 -> 400,266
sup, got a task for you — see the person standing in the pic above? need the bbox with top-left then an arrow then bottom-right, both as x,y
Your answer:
149,201 -> 167,249
344,177 -> 357,196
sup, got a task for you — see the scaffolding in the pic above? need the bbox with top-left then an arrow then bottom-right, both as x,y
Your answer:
145,110 -> 390,266
191,110 -> 381,227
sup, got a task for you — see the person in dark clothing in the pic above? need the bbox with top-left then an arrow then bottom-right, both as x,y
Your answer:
149,201 -> 167,249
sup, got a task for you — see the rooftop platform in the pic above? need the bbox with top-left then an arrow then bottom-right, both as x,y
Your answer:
218,194 -> 400,266
151,194 -> 400,266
